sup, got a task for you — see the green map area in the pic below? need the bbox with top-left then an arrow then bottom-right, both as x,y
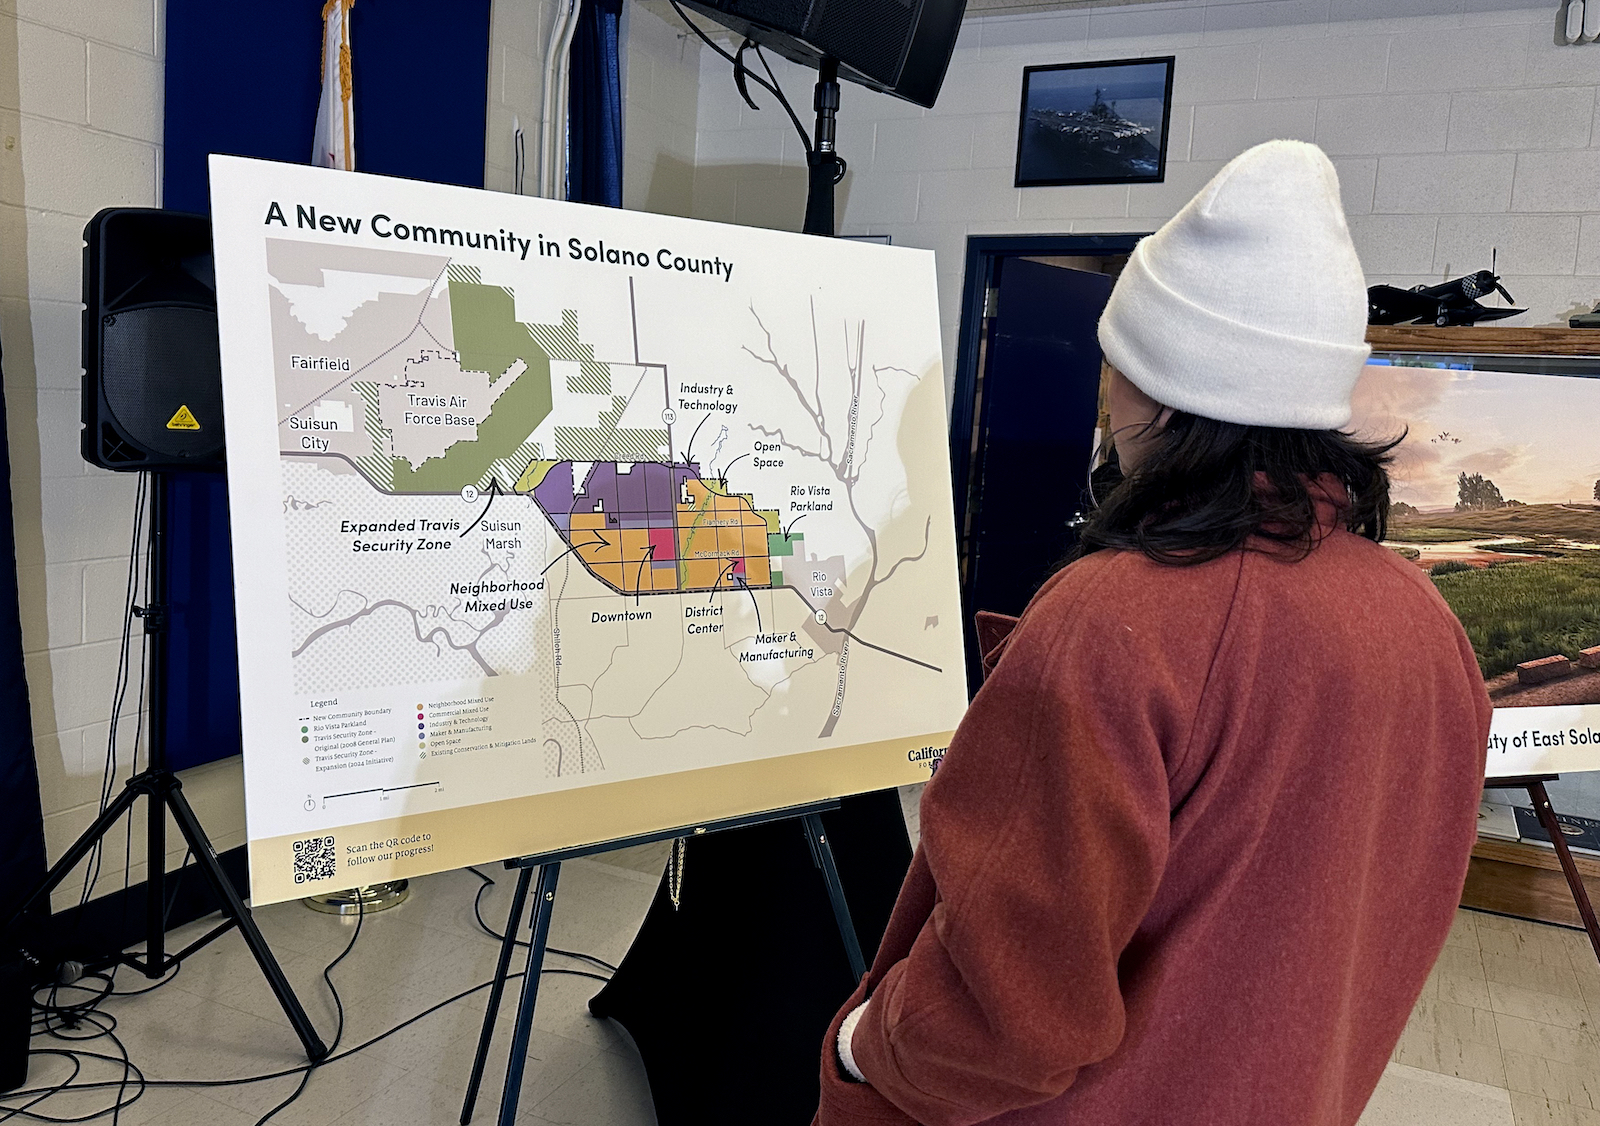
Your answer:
390,279 -> 554,492
347,265 -> 668,495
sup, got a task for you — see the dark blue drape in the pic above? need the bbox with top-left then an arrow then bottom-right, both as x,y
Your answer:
567,0 -> 624,207
164,0 -> 492,213
160,0 -> 491,770
0,339 -> 46,921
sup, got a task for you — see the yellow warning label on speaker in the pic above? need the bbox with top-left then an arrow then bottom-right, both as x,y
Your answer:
166,405 -> 201,431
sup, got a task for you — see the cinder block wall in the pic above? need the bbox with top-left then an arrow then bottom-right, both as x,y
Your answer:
680,0 -> 1596,389
624,1 -> 703,216
0,0 -> 253,912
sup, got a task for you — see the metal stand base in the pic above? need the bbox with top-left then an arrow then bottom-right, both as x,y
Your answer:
458,801 -> 864,1125
303,881 -> 411,915
3,469 -> 327,1064
4,768 -> 328,1063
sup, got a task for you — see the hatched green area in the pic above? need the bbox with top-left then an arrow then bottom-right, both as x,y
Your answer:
387,280 -> 555,493
553,396 -> 667,462
449,281 -> 556,398
1433,555 -> 1600,678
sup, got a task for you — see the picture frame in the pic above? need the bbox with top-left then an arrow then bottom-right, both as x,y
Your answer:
1014,56 -> 1176,188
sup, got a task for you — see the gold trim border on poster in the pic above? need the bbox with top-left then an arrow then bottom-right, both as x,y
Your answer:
250,730 -> 954,904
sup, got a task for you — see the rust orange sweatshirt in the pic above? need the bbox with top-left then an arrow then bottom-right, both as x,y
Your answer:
815,510 -> 1491,1126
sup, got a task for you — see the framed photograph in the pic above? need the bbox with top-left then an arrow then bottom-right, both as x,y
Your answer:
1014,57 -> 1176,188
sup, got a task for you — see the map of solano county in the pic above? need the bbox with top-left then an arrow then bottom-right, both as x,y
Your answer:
212,156 -> 967,902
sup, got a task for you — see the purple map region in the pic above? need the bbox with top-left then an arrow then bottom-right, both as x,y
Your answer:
528,460 -> 781,595
531,460 -> 702,532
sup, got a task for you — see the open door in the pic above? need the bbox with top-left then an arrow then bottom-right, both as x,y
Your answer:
957,257 -> 1113,691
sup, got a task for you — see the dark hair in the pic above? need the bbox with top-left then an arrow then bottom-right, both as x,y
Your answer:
1074,411 -> 1401,567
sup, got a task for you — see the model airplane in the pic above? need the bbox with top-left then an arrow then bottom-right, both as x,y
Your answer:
1367,255 -> 1524,327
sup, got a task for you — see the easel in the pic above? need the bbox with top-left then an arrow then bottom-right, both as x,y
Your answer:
3,472 -> 327,1063
458,799 -> 865,1126
1484,774 -> 1600,965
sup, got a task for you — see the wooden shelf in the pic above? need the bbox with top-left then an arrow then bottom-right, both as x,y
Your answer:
1367,325 -> 1600,356
1472,837 -> 1600,879
1466,840 -> 1600,936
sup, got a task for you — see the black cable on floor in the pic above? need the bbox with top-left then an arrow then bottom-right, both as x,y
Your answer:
2,872 -> 618,1121
464,867 -> 619,973
249,890 -> 365,1126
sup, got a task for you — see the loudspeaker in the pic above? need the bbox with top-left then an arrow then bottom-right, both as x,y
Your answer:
81,208 -> 224,471
679,0 -> 965,108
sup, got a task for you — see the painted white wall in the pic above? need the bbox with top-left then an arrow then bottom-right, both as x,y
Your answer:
485,0 -> 558,195
0,0 -> 248,911
685,0 -> 1595,387
624,1 -> 702,215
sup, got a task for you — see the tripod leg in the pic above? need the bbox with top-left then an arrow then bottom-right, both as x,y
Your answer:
144,772 -> 167,976
1528,782 -> 1600,965
498,863 -> 560,1126
3,781 -> 147,932
162,781 -> 329,1063
461,865 -> 533,1125
803,814 -> 867,982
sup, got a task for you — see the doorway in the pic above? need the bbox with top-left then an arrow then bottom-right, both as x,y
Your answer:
949,233 -> 1147,692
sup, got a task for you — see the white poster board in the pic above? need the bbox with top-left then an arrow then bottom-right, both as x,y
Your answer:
1349,361 -> 1600,779
209,157 -> 968,904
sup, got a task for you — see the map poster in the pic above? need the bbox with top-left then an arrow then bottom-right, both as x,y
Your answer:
1349,361 -> 1600,778
208,156 -> 968,904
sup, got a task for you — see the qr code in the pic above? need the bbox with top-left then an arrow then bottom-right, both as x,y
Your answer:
292,836 -> 336,884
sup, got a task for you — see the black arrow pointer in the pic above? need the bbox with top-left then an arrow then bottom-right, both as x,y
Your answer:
718,453 -> 750,487
542,532 -> 608,574
708,560 -> 738,601
633,544 -> 657,605
735,575 -> 761,633
458,478 -> 502,539
682,412 -> 712,464
782,514 -> 807,541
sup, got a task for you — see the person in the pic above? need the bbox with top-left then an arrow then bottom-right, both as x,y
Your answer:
811,140 -> 1492,1126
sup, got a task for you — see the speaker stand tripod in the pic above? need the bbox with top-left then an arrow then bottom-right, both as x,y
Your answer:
3,471 -> 327,1063
803,58 -> 844,237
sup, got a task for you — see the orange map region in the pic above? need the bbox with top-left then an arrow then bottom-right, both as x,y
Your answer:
568,476 -> 775,594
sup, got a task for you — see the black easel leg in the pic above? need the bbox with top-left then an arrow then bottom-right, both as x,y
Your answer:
802,814 -> 866,981
164,780 -> 329,1062
1528,782 -> 1600,965
461,865 -> 534,1125
497,863 -> 561,1126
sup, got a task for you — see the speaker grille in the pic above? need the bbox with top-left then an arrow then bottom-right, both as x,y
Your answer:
806,0 -> 914,85
725,0 -> 811,32
101,306 -> 225,462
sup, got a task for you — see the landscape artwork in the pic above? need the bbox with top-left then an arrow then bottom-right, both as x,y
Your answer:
1014,57 -> 1174,188
1350,363 -> 1600,714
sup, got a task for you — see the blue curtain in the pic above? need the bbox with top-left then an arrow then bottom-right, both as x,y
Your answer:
159,0 -> 492,771
567,0 -> 624,207
164,0 -> 492,213
0,338 -> 46,922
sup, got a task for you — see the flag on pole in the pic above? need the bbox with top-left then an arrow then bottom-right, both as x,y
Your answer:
312,0 -> 355,169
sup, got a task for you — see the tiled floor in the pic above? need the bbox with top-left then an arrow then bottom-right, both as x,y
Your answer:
14,825 -> 1600,1125
1383,906 -> 1600,1126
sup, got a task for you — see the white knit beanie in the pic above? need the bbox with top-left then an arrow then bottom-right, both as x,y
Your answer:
1097,140 -> 1371,430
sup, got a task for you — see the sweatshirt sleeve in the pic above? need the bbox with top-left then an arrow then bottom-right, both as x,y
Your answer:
832,560 -> 1206,1126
